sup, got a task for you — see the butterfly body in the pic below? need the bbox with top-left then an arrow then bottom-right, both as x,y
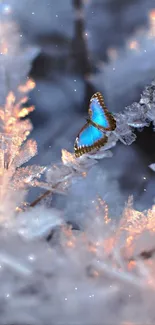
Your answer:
74,92 -> 116,157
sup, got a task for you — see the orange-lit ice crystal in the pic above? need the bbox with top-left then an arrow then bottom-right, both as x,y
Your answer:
18,106 -> 35,118
149,9 -> 155,21
121,199 -> 155,235
103,236 -> 115,255
128,40 -> 139,51
0,41 -> 8,55
61,149 -> 76,165
18,79 -> 36,93
148,9 -> 155,38
0,79 -> 40,188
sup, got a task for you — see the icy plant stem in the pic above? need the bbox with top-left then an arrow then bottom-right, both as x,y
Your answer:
0,253 -> 32,276
98,262 -> 145,287
29,180 -> 64,207
30,190 -> 51,207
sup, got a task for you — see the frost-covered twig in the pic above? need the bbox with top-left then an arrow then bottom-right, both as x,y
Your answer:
0,253 -> 32,276
0,17 -> 64,238
30,190 -> 52,207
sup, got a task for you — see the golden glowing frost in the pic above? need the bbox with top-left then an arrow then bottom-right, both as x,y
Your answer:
0,79 -> 37,173
0,79 -> 46,220
59,194 -> 155,288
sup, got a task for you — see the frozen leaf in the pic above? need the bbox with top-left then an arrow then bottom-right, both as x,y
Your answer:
13,139 -> 38,168
14,165 -> 46,186
114,113 -> 137,145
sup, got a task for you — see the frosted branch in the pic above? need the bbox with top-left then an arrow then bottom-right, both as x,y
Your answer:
30,79 -> 155,207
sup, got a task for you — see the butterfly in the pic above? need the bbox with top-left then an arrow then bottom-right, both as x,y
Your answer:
74,92 -> 116,157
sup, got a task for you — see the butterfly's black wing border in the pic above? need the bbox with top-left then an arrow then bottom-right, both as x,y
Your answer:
74,122 -> 108,158
89,92 -> 116,132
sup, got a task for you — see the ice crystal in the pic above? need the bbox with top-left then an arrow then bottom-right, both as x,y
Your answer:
0,16 -> 48,224
0,195 -> 155,325
0,82 -> 47,223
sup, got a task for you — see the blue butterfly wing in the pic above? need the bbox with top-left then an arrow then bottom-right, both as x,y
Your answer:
74,123 -> 107,157
78,124 -> 103,146
89,93 -> 116,131
90,98 -> 109,128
